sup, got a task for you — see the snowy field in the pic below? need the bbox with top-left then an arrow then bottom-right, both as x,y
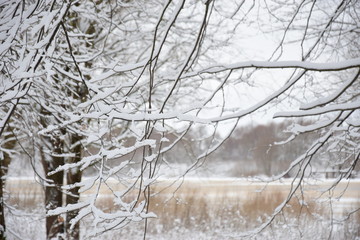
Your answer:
4,178 -> 360,240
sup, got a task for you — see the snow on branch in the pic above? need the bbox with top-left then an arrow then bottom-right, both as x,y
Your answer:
274,101 -> 360,118
180,58 -> 360,78
300,69 -> 360,110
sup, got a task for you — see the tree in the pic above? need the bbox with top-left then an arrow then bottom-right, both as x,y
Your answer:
0,1 -> 72,238
1,0 -> 359,239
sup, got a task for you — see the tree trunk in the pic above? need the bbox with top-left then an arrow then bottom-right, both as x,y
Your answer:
66,134 -> 82,240
0,129 -> 16,239
42,134 -> 65,240
44,176 -> 64,240
39,112 -> 65,240
0,161 -> 6,240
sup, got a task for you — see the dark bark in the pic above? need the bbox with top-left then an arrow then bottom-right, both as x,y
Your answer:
39,111 -> 65,240
65,134 -> 82,240
0,179 -> 5,240
41,134 -> 65,240
0,157 -> 9,239
0,128 -> 16,239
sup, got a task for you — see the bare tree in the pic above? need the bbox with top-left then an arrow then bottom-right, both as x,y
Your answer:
1,0 -> 359,239
0,1 -> 72,238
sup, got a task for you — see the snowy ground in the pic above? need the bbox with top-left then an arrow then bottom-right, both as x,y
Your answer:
4,178 -> 360,239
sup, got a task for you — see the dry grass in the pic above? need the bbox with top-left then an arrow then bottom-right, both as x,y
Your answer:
4,178 -> 360,239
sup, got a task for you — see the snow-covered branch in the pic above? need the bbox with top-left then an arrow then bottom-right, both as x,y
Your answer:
179,58 -> 360,79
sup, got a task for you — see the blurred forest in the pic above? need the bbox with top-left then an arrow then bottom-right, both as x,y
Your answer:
9,120 -> 358,179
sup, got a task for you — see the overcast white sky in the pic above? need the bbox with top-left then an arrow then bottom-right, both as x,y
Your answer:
201,6 -> 303,129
